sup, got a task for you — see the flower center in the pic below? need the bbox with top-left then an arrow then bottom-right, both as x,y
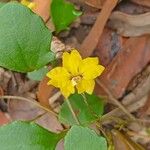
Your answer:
71,76 -> 82,86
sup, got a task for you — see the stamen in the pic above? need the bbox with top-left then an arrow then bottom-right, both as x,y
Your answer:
71,76 -> 82,86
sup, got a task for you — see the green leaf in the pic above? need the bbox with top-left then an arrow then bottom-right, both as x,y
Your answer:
0,2 -> 53,73
27,66 -> 49,81
0,121 -> 65,150
51,0 -> 82,33
0,2 -> 5,8
59,93 -> 104,125
64,125 -> 107,150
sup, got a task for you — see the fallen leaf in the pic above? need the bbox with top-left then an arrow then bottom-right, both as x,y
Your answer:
0,67 -> 11,92
117,1 -> 150,14
8,99 -> 63,132
80,0 -> 118,57
0,86 -> 4,96
111,129 -> 145,150
98,36 -> 150,98
131,0 -> 150,8
85,0 -> 105,9
94,27 -> 123,66
33,0 -> 51,21
109,11 -> 150,37
140,92 -> 150,117
37,76 -> 55,108
0,111 -> 10,126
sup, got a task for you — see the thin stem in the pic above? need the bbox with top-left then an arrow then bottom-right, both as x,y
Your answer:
0,95 -> 58,117
81,93 -> 100,118
96,122 -> 108,138
66,98 -> 80,125
81,93 -> 89,106
30,112 -> 47,122
96,122 -> 113,148
96,79 -> 136,120
49,91 -> 61,104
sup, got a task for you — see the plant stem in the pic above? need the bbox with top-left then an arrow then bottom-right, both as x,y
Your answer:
96,79 -> 136,120
0,95 -> 58,117
81,93 -> 99,118
30,112 -> 47,122
66,98 -> 80,125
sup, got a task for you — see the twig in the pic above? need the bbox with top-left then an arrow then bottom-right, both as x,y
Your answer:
96,79 -> 136,120
103,74 -> 150,121
66,99 -> 80,125
80,0 -> 118,57
49,91 -> 61,105
102,96 -> 147,125
0,95 -> 58,117
30,112 -> 47,122
127,130 -> 150,141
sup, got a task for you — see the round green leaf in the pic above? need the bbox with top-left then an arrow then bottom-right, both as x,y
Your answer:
0,2 -> 5,8
59,93 -> 104,125
27,66 -> 49,81
64,125 -> 107,150
51,0 -> 82,33
0,121 -> 65,150
0,2 -> 53,72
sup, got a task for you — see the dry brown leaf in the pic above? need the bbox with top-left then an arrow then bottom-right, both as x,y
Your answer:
94,27 -> 123,66
37,76 -> 55,108
0,111 -> 10,126
111,129 -> 145,150
131,0 -> 150,8
98,36 -> 150,98
85,0 -> 105,9
32,0 -> 55,31
139,92 -> 150,117
8,99 -> 63,132
109,11 -> 150,37
0,68 -> 11,92
0,86 -> 4,96
80,0 -> 118,57
33,0 -> 51,21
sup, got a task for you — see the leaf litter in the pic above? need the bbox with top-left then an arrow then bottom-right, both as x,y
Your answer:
1,0 -> 150,149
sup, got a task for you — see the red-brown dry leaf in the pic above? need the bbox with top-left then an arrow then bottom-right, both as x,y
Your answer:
139,92 -> 150,117
80,0 -> 118,57
111,129 -> 145,150
0,111 -> 10,126
85,0 -> 105,9
33,0 -> 51,21
117,1 -> 150,14
0,86 -> 4,96
98,36 -> 150,98
8,99 -> 63,132
131,0 -> 150,8
94,28 -> 123,66
108,11 -> 150,37
37,77 -> 55,108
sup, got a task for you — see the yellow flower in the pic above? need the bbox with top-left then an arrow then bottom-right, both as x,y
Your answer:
47,50 -> 105,98
21,0 -> 36,9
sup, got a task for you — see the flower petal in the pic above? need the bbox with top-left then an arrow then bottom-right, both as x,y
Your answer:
21,0 -> 35,9
79,57 -> 105,80
76,79 -> 95,94
47,67 -> 70,88
62,50 -> 82,76
60,80 -> 75,98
